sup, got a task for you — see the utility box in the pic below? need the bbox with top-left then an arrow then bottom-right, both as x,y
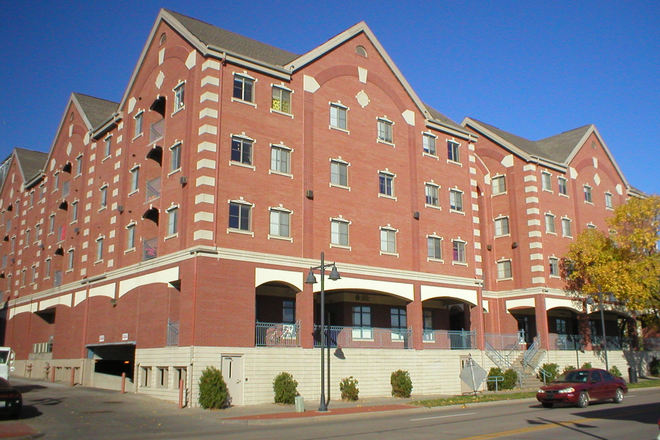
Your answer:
294,395 -> 305,412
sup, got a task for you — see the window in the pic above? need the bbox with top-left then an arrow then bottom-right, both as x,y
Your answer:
134,111 -> 143,138
584,185 -> 593,203
49,215 -> 55,234
427,236 -> 442,260
449,189 -> 464,212
330,103 -> 347,130
352,306 -> 372,339
174,82 -> 185,111
587,222 -> 597,229
452,240 -> 466,264
377,118 -> 393,143
45,258 -> 51,279
425,183 -> 439,207
269,208 -> 290,238
423,133 -> 436,155
497,260 -> 512,280
100,186 -> 108,209
271,86 -> 291,113
423,309 -> 434,340
380,227 -> 397,254
96,238 -> 104,261
229,201 -> 251,231
170,142 -> 182,172
378,171 -> 394,197
75,155 -> 83,176
549,257 -> 560,277
494,216 -> 510,236
67,249 -> 75,270
25,229 -> 30,246
130,166 -> 140,192
492,175 -> 506,195
166,206 -> 178,236
562,218 -> 572,237
545,213 -> 556,233
330,159 -> 348,187
71,201 -> 79,223
53,172 -> 60,192
126,223 -> 136,250
331,218 -> 349,247
605,192 -> 613,209
233,74 -> 254,103
231,136 -> 253,165
157,367 -> 168,388
104,136 -> 112,158
541,172 -> 552,191
391,308 -> 407,340
62,181 -> 70,198
283,300 -> 295,323
558,176 -> 568,195
447,141 -> 460,163
270,145 -> 291,174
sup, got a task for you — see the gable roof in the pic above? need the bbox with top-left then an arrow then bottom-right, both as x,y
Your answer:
14,148 -> 48,182
73,93 -> 119,130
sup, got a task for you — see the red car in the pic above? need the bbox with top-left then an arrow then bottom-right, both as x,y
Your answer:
536,368 -> 627,408
0,378 -> 22,419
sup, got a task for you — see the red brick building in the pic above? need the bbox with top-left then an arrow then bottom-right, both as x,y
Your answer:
0,10 -> 646,405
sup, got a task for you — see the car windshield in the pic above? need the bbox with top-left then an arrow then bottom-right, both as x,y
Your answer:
0,350 -> 8,363
558,371 -> 589,383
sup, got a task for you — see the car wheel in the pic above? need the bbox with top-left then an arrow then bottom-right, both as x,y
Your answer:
613,388 -> 624,404
542,402 -> 554,408
577,391 -> 589,408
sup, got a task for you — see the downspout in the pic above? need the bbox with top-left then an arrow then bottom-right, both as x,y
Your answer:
212,52 -> 226,249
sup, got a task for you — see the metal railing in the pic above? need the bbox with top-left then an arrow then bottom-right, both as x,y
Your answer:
485,341 -> 514,370
591,335 -> 635,351
166,320 -> 179,346
313,325 -> 413,349
422,329 -> 476,349
150,119 -> 165,144
548,333 -> 584,351
142,237 -> 157,260
255,321 -> 300,347
522,337 -> 542,368
145,177 -> 161,202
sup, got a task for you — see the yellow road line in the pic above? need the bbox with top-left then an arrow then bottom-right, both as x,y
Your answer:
457,417 -> 598,440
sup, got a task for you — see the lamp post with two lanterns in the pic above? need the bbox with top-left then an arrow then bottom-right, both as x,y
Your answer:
586,288 -> 616,371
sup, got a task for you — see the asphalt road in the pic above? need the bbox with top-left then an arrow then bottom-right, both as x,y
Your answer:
1,378 -> 659,439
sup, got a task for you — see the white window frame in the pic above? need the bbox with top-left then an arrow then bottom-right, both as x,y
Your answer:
497,259 -> 513,280
427,235 -> 443,261
71,200 -> 79,223
562,217 -> 572,238
492,175 -> 506,195
67,248 -> 75,271
449,188 -> 464,212
378,170 -> 395,198
95,236 -> 104,262
270,144 -> 291,175
103,135 -> 112,159
271,85 -> 292,114
329,102 -> 348,131
549,257 -> 560,277
425,183 -> 440,208
330,217 -> 350,248
377,117 -> 394,144
494,216 -> 510,237
605,192 -> 613,210
75,154 -> 83,176
232,73 -> 255,104
126,222 -> 136,251
422,132 -> 437,156
584,185 -> 593,204
545,213 -> 556,234
230,135 -> 254,167
269,207 -> 292,240
541,171 -> 552,192
170,142 -> 182,173
173,81 -> 186,113
379,225 -> 398,255
228,199 -> 253,235
166,205 -> 179,237
330,159 -> 349,188
452,239 -> 467,265
130,165 -> 140,193
99,185 -> 108,209
558,176 -> 568,195
134,110 -> 144,138
447,140 -> 460,163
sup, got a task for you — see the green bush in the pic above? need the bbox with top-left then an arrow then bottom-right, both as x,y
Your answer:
580,362 -> 592,369
198,366 -> 229,409
649,358 -> 660,376
563,365 -> 576,374
391,370 -> 413,398
487,367 -> 504,391
339,376 -> 359,401
609,365 -> 622,377
537,363 -> 560,383
502,369 -> 518,390
273,372 -> 298,404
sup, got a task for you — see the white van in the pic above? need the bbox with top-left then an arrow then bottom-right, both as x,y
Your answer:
0,347 -> 15,380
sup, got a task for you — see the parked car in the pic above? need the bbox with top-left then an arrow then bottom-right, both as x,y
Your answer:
0,377 -> 22,419
536,368 -> 627,408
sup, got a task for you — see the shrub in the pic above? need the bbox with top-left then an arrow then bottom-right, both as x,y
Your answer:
580,362 -> 592,369
273,372 -> 298,404
537,363 -> 560,383
339,376 -> 359,401
650,358 -> 660,376
502,369 -> 518,390
198,366 -> 229,409
609,365 -> 622,377
487,367 -> 504,391
563,365 -> 576,374
391,370 -> 413,398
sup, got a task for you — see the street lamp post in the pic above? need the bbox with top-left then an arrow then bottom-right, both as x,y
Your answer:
305,251 -> 340,412
587,288 -> 615,371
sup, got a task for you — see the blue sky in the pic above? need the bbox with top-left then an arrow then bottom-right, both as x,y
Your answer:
1,1 -> 658,194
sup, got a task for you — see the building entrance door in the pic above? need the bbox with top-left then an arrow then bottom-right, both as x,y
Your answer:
221,354 -> 244,406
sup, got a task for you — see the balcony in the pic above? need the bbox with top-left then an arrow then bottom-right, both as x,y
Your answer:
255,321 -> 300,347
150,119 -> 165,144
314,325 -> 413,349
142,237 -> 157,261
145,177 -> 161,202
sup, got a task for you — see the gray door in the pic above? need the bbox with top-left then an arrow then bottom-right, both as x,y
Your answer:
221,355 -> 243,406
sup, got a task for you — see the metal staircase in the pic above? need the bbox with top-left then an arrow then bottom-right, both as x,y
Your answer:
485,332 -> 547,389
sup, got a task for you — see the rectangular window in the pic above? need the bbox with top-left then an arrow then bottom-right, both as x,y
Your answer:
391,307 -> 407,340
425,184 -> 439,207
100,186 -> 108,208
76,156 -> 83,176
330,103 -> 347,130
270,145 -> 291,174
427,236 -> 442,259
549,257 -> 560,276
605,192 -> 613,209
126,224 -> 136,250
229,202 -> 251,231
271,86 -> 291,113
45,259 -> 51,279
452,240 -> 466,263
104,137 -> 112,158
130,167 -> 139,192
170,143 -> 182,171
233,75 -> 254,103
494,217 -> 510,236
331,219 -> 349,246
352,306 -> 372,339
96,238 -> 104,261
449,189 -> 463,212
380,228 -> 396,253
282,300 -> 295,323
49,215 -> 55,234
423,133 -> 437,155
167,207 -> 178,236
562,218 -> 572,237
545,214 -> 556,233
377,118 -> 393,143
269,209 -> 290,238
542,172 -> 552,191
71,201 -> 79,223
584,185 -> 593,203
62,181 -> 70,198
330,160 -> 348,187
497,260 -> 512,279
231,136 -> 253,165
134,111 -> 143,138
67,249 -> 75,270
492,175 -> 506,194
54,172 -> 60,191
25,229 -> 30,246
379,172 -> 394,197
174,83 -> 185,111
558,176 -> 568,195
423,309 -> 434,340
447,141 -> 460,163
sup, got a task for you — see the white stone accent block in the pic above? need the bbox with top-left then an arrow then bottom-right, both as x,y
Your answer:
197,159 -> 216,170
201,76 -> 220,87
198,141 -> 217,152
402,109 -> 415,126
526,197 -> 539,204
530,253 -> 544,260
198,125 -> 217,135
199,108 -> 218,119
194,212 -> 214,222
304,75 -> 320,93
194,230 -> 214,241
524,175 -> 537,182
523,164 -> 536,172
202,60 -> 221,71
525,186 -> 538,193
196,176 -> 216,187
529,231 -> 542,237
527,208 -> 540,215
358,67 -> 367,83
200,92 -> 219,103
532,277 -> 546,284
529,242 -> 543,249
195,194 -> 215,204
528,219 -> 541,226
501,154 -> 514,168
531,265 -> 544,272
159,48 -> 165,65
186,51 -> 196,69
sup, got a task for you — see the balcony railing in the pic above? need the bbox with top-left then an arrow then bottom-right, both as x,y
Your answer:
166,320 -> 179,346
422,329 -> 476,349
314,325 -> 413,349
591,335 -> 635,351
548,333 -> 584,350
145,177 -> 161,202
142,237 -> 157,261
150,119 -> 165,144
255,321 -> 300,347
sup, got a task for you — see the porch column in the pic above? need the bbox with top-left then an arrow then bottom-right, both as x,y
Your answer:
407,285 -> 424,350
578,311 -> 592,350
474,286 -> 485,350
297,284 -> 315,349
534,295 -> 549,350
